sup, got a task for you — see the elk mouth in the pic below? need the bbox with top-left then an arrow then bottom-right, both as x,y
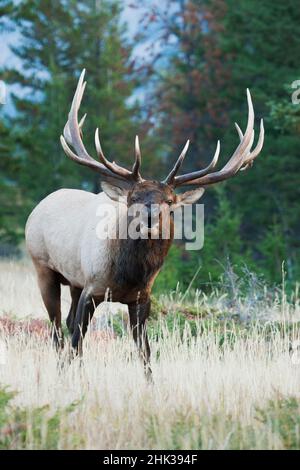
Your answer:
138,222 -> 160,238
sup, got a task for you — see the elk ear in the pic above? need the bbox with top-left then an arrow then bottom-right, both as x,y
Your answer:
172,187 -> 205,209
101,181 -> 128,204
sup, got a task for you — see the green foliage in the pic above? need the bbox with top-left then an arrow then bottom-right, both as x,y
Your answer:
0,386 -> 79,449
256,396 -> 300,450
221,0 -> 300,283
198,186 -> 254,284
146,395 -> 300,450
148,311 -> 198,340
258,221 -> 287,282
0,120 -> 25,246
145,409 -> 255,450
0,387 -> 16,429
107,311 -> 127,337
155,187 -> 255,292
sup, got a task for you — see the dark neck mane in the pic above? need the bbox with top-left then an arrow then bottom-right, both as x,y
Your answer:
113,237 -> 172,290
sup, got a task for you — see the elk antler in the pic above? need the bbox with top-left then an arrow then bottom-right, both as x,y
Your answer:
60,69 -> 143,186
164,89 -> 264,187
235,119 -> 264,171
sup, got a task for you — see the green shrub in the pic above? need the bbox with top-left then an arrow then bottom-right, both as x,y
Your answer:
256,396 -> 300,450
0,387 -> 79,449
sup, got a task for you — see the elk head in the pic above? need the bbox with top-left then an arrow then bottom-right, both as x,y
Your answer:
60,70 -> 264,239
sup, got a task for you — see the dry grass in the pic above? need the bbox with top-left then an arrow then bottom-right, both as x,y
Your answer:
0,258 -> 69,318
0,260 -> 300,449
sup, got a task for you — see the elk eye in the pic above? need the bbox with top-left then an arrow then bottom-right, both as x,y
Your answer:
167,199 -> 173,205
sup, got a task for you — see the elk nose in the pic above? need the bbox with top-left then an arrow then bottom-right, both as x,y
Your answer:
146,204 -> 160,229
144,205 -> 152,228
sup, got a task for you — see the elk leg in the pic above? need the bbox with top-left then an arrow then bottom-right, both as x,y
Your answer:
128,299 -> 152,381
66,286 -> 82,335
71,289 -> 95,355
34,263 -> 63,349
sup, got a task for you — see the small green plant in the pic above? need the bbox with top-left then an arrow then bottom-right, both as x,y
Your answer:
256,396 -> 300,450
0,387 -> 79,450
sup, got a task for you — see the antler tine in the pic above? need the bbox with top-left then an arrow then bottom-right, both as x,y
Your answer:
60,69 -> 140,184
63,85 -> 87,146
165,139 -> 220,186
79,113 -> 87,131
95,128 -> 132,177
172,89 -> 262,187
132,135 -> 142,180
94,127 -> 106,162
61,69 -> 100,164
235,122 -> 244,141
66,70 -> 91,160
164,140 -> 190,185
238,119 -> 264,171
213,88 -> 254,174
63,121 -> 72,146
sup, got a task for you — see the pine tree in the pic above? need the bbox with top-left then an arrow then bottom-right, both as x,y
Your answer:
137,0 -> 229,173
0,1 -> 23,246
0,120 -> 22,247
1,0 -> 139,201
221,0 -> 300,281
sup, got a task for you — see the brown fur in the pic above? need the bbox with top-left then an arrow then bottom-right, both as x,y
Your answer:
31,182 -> 178,379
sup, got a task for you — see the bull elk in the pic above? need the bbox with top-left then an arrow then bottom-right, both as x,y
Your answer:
25,70 -> 264,377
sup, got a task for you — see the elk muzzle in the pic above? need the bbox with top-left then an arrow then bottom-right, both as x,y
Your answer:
140,204 -> 161,238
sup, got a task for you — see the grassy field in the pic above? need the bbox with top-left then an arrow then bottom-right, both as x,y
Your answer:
0,260 -> 300,449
